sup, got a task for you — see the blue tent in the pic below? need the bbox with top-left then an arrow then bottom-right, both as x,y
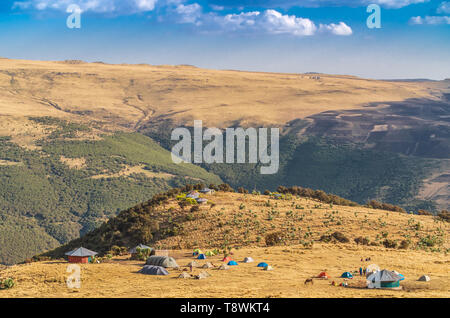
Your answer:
257,262 -> 268,268
197,254 -> 206,260
341,272 -> 353,278
227,260 -> 238,266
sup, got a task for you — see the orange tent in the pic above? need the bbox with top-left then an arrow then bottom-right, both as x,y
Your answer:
222,256 -> 232,262
318,272 -> 331,279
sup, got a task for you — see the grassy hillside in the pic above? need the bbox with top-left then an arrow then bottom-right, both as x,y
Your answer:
0,118 -> 221,265
41,185 -> 449,261
4,186 -> 446,298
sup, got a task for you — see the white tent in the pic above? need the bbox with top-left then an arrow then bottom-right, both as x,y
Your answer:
418,275 -> 430,282
366,270 -> 402,289
243,257 -> 254,263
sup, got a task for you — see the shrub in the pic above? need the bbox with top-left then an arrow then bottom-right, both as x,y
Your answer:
331,231 -> 349,243
190,205 -> 200,213
399,240 -> 410,249
265,232 -> 285,246
417,209 -> 433,216
438,210 -> 450,222
0,278 -> 15,290
382,239 -> 397,249
354,236 -> 370,245
237,187 -> 249,194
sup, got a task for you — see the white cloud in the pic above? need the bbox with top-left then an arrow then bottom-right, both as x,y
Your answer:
218,10 -> 351,36
12,0 -> 158,14
319,22 -> 353,35
175,3 -> 202,24
262,9 -> 317,36
437,1 -> 450,13
210,4 -> 224,11
371,0 -> 429,8
409,15 -> 450,24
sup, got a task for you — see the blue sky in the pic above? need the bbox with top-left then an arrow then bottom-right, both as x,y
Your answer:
0,0 -> 449,79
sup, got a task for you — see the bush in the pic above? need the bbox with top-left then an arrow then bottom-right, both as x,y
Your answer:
417,209 -> 433,216
367,200 -> 405,213
190,205 -> 200,213
382,239 -> 397,249
237,187 -> 248,194
331,231 -> 349,243
354,236 -> 370,245
438,210 -> 450,222
265,232 -> 285,246
399,240 -> 410,249
0,278 -> 15,290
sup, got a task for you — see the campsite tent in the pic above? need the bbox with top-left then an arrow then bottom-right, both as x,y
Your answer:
129,244 -> 152,256
341,272 -> 353,279
205,251 -> 215,257
138,265 -> 169,276
178,272 -> 191,279
186,191 -> 200,199
366,270 -> 402,288
264,266 -> 274,271
318,272 -> 331,279
186,261 -> 199,268
193,249 -> 202,256
199,188 -> 215,194
197,254 -> 207,260
196,198 -> 208,204
202,262 -> 214,269
218,264 -> 229,270
222,256 -> 232,262
418,275 -> 430,282
243,257 -> 254,263
196,271 -> 211,279
257,262 -> 268,268
146,256 -> 179,268
65,247 -> 97,264
227,260 -> 238,266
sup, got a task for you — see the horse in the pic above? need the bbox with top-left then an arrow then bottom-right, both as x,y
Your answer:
304,278 -> 314,286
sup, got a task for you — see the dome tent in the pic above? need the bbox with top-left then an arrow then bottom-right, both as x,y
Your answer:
222,256 -> 232,262
218,264 -> 229,270
178,272 -> 191,279
243,257 -> 254,263
257,262 -> 268,268
341,272 -> 353,279
418,275 -> 430,282
227,260 -> 238,266
318,272 -> 331,279
129,244 -> 152,255
186,261 -> 199,268
146,256 -> 178,268
197,254 -> 207,260
139,265 -> 169,275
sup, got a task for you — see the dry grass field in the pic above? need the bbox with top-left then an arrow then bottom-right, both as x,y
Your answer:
0,192 -> 448,298
0,58 -> 436,137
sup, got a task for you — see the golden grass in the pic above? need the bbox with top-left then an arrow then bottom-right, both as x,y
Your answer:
0,244 -> 448,298
0,192 -> 448,298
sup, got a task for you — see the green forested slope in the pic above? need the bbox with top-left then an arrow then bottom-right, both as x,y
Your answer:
0,118 -> 221,264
